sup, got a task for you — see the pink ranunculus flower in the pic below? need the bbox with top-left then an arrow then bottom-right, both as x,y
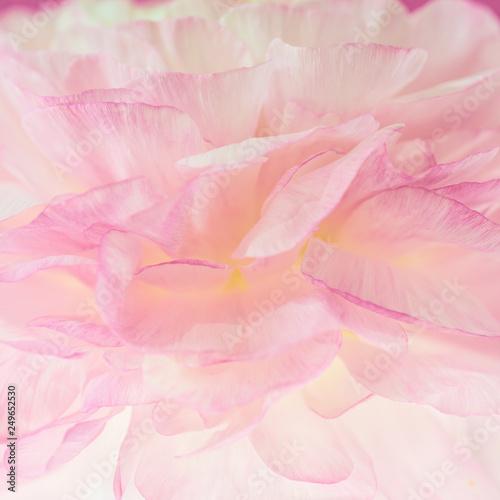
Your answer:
1,0 -> 500,498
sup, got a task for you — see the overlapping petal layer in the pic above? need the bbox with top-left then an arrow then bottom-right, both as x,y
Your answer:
1,0 -> 500,499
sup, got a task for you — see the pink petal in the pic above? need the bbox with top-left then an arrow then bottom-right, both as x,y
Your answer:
11,407 -> 119,478
23,102 -> 204,192
303,238 -> 500,337
376,69 -> 500,140
303,355 -> 372,419
1,50 -> 136,96
233,125 -> 401,258
0,345 -> 91,437
342,186 -> 500,254
339,396 -> 500,499
404,0 -> 500,92
98,230 -> 344,364
267,39 -> 426,118
409,149 -> 498,189
0,255 -> 97,282
435,179 -> 500,213
0,177 -> 165,255
341,330 -> 500,415
220,3 -> 356,62
151,401 -> 205,436
142,331 -> 341,413
123,17 -> 255,73
51,23 -> 165,70
124,62 -> 271,146
28,317 -> 121,347
82,370 -> 161,411
250,393 -> 353,484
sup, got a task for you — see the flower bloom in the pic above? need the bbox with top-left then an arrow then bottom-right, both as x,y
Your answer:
1,0 -> 500,498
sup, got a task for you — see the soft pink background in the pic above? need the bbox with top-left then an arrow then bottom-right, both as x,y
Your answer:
0,0 -> 499,15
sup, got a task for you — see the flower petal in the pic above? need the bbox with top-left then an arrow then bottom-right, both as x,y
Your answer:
233,125 -> 401,258
267,39 -> 426,118
303,237 -> 500,337
23,102 -> 204,192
